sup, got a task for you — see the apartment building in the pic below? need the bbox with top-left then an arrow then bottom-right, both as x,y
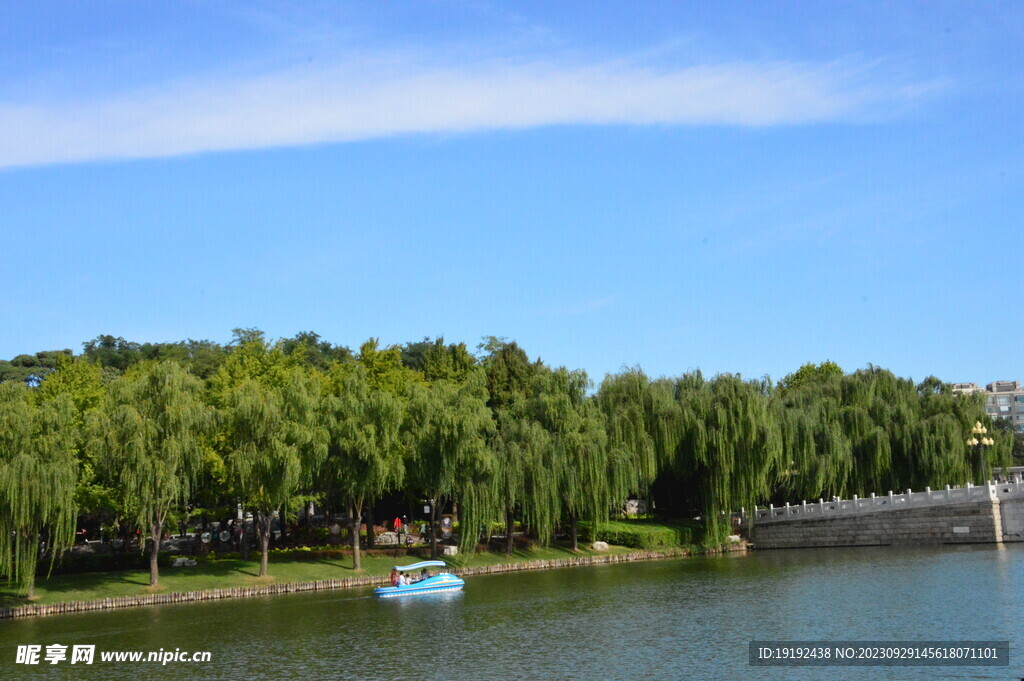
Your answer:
953,380 -> 1024,433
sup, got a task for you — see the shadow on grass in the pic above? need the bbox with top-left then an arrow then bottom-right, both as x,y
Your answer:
0,559 -> 272,607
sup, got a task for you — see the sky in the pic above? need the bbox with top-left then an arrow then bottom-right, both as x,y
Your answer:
1,1 -> 1022,386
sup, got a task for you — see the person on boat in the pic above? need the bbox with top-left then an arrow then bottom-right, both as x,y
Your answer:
419,568 -> 429,582
390,568 -> 399,587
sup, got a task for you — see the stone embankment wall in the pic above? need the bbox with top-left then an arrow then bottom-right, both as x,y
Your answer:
752,500 -> 1004,549
749,477 -> 1024,550
1001,497 -> 1024,542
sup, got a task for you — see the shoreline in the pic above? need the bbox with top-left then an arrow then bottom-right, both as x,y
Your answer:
0,543 -> 747,620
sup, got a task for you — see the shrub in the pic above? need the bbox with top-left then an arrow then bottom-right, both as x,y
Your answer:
581,519 -> 700,550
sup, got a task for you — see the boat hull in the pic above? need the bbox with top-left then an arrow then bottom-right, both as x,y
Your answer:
374,575 -> 465,598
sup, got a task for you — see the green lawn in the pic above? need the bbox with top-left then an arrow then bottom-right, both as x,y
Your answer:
0,543 -> 640,608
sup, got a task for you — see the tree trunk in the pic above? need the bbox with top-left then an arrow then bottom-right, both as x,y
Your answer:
505,507 -> 515,555
429,497 -> 439,560
149,521 -> 161,586
258,512 -> 271,577
23,529 -> 36,599
352,500 -> 363,571
570,515 -> 579,551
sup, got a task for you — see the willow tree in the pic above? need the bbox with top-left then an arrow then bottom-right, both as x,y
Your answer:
539,369 -> 611,550
34,355 -> 112,520
480,339 -> 547,553
671,373 -> 782,542
597,370 -> 679,505
220,368 -> 327,577
491,408 -> 553,554
322,366 -> 405,570
775,366 -> 1010,500
90,361 -> 212,586
405,370 -> 494,558
0,384 -> 78,598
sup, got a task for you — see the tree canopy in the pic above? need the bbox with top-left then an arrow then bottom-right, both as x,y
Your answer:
0,330 -> 1013,591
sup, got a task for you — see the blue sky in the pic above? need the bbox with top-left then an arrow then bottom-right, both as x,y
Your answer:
1,1 -> 1021,385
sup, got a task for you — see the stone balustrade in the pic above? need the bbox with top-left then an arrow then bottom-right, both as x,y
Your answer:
750,477 -> 1024,524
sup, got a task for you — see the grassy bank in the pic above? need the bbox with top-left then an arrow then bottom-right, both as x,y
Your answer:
0,518 -> 710,609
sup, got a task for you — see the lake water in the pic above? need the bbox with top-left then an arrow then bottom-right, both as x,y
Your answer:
2,544 -> 1022,680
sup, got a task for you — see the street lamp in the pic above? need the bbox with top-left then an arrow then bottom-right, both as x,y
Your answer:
967,421 -> 995,483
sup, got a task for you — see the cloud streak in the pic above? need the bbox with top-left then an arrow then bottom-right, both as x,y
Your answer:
0,55 -> 937,169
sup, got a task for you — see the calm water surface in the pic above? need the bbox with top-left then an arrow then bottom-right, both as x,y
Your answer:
1,544 -> 1021,680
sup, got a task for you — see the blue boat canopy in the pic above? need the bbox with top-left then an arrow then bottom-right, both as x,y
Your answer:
392,560 -> 447,572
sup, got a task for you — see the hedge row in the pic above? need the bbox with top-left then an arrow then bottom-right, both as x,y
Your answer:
585,520 -> 700,550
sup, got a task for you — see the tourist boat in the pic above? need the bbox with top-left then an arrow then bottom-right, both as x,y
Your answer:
373,560 -> 464,599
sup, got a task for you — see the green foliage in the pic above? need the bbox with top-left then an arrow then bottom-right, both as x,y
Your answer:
321,365 -> 406,567
584,520 -> 700,550
355,339 -> 426,395
402,337 -> 476,383
89,361 -> 213,585
82,335 -> 142,372
479,337 -> 539,412
669,373 -> 782,542
0,349 -> 72,386
217,343 -> 329,576
279,331 -> 352,370
406,370 -> 495,554
81,334 -> 230,378
596,369 -> 669,496
777,366 -> 1010,498
0,383 -> 79,595
34,356 -> 113,517
209,334 -> 292,393
540,369 -> 613,540
0,332 -> 1015,595
221,371 -> 327,508
777,360 -> 844,394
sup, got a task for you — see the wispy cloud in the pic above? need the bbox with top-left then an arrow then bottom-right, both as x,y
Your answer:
0,54 -> 938,169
